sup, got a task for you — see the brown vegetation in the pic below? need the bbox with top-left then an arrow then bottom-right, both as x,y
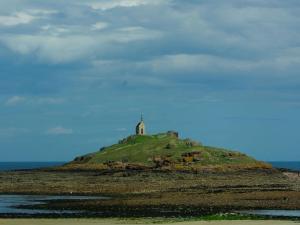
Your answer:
0,168 -> 300,217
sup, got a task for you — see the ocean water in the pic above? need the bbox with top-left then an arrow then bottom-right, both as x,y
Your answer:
0,162 -> 65,171
269,161 -> 300,171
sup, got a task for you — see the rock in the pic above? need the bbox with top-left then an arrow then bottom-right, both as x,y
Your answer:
74,154 -> 93,163
99,146 -> 106,151
152,156 -> 172,167
181,151 -> 202,163
167,131 -> 179,138
184,139 -> 202,147
118,135 -> 136,144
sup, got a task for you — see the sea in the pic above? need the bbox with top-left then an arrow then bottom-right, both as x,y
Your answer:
0,162 -> 65,171
268,161 -> 300,171
0,161 -> 299,171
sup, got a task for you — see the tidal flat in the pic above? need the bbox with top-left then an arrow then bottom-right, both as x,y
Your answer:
0,219 -> 299,225
0,169 -> 300,217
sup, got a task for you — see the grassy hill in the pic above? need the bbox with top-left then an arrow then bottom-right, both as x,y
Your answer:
63,132 -> 271,171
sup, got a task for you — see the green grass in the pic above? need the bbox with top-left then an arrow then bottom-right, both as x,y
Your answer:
196,213 -> 265,221
114,213 -> 266,224
72,132 -> 263,168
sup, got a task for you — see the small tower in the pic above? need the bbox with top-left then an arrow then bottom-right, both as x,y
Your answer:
136,114 -> 146,135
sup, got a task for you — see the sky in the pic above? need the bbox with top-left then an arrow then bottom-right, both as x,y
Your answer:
0,0 -> 299,162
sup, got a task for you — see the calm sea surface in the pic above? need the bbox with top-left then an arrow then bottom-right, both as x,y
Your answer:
268,161 -> 300,171
0,162 -> 65,171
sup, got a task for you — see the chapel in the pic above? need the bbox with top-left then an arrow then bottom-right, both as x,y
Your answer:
136,115 -> 146,135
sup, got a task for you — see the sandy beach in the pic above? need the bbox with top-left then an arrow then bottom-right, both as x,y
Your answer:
0,219 -> 298,225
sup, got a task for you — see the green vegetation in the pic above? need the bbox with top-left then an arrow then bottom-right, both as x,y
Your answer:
195,213 -> 265,221
115,213 -> 266,224
67,132 -> 271,171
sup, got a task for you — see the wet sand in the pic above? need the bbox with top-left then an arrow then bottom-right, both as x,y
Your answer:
0,219 -> 298,225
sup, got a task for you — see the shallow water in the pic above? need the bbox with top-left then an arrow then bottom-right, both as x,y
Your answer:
240,210 -> 300,217
1,195 -> 300,217
0,195 -> 107,214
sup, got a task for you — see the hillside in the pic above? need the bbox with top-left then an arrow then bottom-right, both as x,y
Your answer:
63,131 -> 271,171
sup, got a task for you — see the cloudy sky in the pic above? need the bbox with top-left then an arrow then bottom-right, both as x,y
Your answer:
0,0 -> 299,161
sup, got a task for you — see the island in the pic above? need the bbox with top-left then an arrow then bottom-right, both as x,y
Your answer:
0,118 -> 299,220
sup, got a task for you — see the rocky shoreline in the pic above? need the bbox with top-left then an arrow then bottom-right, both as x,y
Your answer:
0,169 -> 299,218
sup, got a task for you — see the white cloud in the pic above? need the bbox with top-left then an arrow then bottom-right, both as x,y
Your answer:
34,97 -> 65,104
150,54 -> 252,72
0,12 -> 35,26
0,35 -> 96,63
46,126 -> 73,135
115,127 -> 127,132
0,26 -> 162,63
148,53 -> 300,75
41,25 -> 70,35
5,96 -> 26,106
91,22 -> 108,30
0,127 -> 30,138
0,8 -> 57,27
4,96 -> 65,106
111,26 -> 162,43
86,0 -> 166,10
27,9 -> 58,16
0,0 -> 299,77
